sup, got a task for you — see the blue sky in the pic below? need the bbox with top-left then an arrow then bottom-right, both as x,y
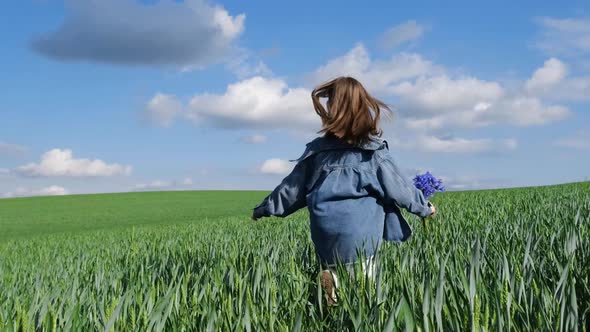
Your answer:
1,0 -> 589,197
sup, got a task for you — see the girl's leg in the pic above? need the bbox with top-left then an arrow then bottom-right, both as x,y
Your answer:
320,268 -> 338,306
344,255 -> 376,280
319,255 -> 376,305
363,255 -> 376,280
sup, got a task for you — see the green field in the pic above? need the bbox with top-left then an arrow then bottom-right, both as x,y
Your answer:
1,183 -> 589,331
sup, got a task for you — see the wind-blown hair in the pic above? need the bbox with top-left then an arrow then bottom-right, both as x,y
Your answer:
311,76 -> 391,146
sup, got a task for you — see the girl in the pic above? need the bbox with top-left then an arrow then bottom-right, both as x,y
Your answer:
252,76 -> 436,305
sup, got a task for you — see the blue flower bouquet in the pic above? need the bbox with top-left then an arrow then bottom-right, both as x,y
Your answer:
413,172 -> 445,229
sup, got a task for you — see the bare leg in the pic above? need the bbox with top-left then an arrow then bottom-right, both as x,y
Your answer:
320,256 -> 376,305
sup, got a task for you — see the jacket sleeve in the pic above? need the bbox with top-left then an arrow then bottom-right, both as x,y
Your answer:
253,160 -> 308,219
376,152 -> 432,218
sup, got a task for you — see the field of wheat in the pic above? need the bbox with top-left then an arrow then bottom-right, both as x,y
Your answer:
0,183 -> 588,331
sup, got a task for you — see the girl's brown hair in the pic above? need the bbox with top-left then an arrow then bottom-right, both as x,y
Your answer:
311,76 -> 391,146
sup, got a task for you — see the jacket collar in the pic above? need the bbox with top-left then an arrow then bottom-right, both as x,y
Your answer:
291,135 -> 388,162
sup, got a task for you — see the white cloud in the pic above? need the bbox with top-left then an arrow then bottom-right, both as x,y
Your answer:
2,185 -> 69,198
146,77 -> 317,131
503,139 -> 519,150
0,168 -> 9,175
144,93 -> 184,127
187,76 -> 318,130
523,58 -> 590,101
403,100 -> 568,130
133,180 -> 171,191
145,41 -> 570,133
439,175 -> 509,191
241,134 -> 267,144
535,17 -> 590,56
308,44 -> 437,94
394,76 -> 569,130
231,60 -> 273,79
554,138 -> 590,150
554,132 -> 590,150
133,177 -> 194,191
259,159 -> 293,175
31,0 -> 245,68
526,58 -> 568,92
309,46 -> 569,131
555,77 -> 590,101
490,97 -> 569,126
379,20 -> 425,50
392,75 -> 504,113
390,135 -> 518,154
226,50 -> 273,79
0,142 -> 27,156
310,44 -> 371,82
15,149 -> 132,177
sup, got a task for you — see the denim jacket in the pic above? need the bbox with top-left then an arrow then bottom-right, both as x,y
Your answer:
252,135 -> 432,265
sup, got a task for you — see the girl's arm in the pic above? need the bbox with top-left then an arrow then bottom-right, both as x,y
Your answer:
252,160 -> 308,220
376,152 -> 433,218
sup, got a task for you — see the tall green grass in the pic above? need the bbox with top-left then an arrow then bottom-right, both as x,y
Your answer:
0,182 -> 588,331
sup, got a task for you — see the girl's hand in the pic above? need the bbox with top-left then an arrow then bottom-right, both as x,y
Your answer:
429,203 -> 436,217
428,202 -> 436,217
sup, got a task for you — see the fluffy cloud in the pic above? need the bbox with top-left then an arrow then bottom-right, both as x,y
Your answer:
554,138 -> 590,150
15,149 -> 132,177
524,58 -> 590,101
226,50 -> 273,79
133,180 -> 171,191
2,186 -> 69,198
392,75 -> 504,113
394,75 -> 569,130
259,159 -> 293,175
308,44 -> 437,94
133,177 -> 193,191
389,135 -> 517,154
144,34 -> 571,134
0,142 -> 27,156
228,60 -> 272,79
241,134 -> 267,144
379,20 -> 425,50
146,77 -> 317,130
144,93 -> 184,127
439,175 -> 510,191
309,46 -> 570,131
490,97 -> 569,126
554,132 -> 590,150
309,47 -> 572,131
31,0 -> 245,68
535,17 -> 590,56
525,58 -> 567,92
406,97 -> 568,130
554,77 -> 590,101
187,77 -> 317,129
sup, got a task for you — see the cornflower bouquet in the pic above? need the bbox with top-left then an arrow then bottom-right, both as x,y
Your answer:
413,172 -> 445,229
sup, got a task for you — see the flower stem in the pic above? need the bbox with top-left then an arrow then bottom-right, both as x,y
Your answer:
421,217 -> 428,232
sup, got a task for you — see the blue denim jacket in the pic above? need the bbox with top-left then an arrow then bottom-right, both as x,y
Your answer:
253,135 -> 432,265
